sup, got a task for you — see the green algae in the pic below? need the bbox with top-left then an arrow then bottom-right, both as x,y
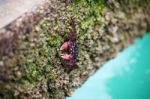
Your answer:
13,1 -> 106,98
1,0 -> 149,98
3,0 -> 149,99
0,0 -> 150,98
20,0 -> 105,83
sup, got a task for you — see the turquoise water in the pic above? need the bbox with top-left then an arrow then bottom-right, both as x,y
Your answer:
68,33 -> 150,99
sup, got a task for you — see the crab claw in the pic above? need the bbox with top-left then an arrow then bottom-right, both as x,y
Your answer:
60,41 -> 71,51
61,54 -> 73,60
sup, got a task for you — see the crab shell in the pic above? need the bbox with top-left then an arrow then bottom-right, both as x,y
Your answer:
60,39 -> 78,69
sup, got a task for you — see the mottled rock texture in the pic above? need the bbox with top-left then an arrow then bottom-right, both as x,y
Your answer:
0,0 -> 150,98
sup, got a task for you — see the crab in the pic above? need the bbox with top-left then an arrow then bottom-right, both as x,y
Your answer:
60,19 -> 78,69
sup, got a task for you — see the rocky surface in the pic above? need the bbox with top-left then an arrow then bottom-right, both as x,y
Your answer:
0,0 -> 150,98
0,0 -> 43,28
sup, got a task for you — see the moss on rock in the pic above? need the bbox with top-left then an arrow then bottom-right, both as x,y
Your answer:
0,0 -> 150,99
